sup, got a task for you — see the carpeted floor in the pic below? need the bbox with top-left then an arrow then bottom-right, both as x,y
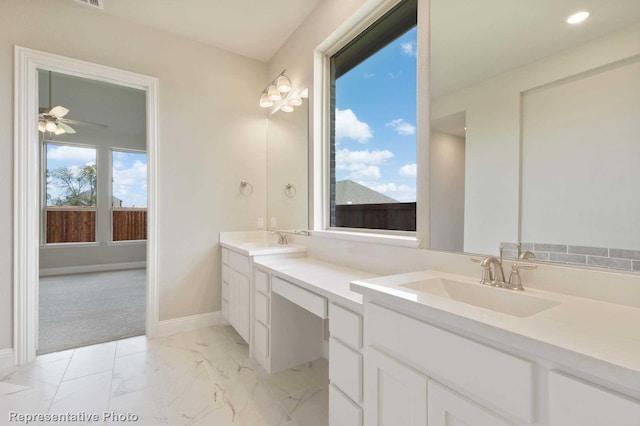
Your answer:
38,269 -> 146,355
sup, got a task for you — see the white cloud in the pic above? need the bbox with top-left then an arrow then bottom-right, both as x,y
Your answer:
388,71 -> 403,80
399,163 -> 417,178
386,119 -> 416,136
336,148 -> 394,166
401,41 -> 417,57
113,160 -> 147,207
349,165 -> 381,180
363,73 -> 375,79
360,181 -> 416,202
47,145 -> 96,163
336,109 -> 373,143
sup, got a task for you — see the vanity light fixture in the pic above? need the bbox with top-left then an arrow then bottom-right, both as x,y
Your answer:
281,104 -> 294,113
566,11 -> 590,24
259,70 -> 291,107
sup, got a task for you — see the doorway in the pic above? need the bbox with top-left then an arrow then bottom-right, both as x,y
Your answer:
14,47 -> 159,364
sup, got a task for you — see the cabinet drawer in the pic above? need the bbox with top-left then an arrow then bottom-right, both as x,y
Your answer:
368,303 -> 534,422
254,269 -> 269,294
549,371 -> 640,426
228,250 -> 250,276
222,264 -> 230,284
221,247 -> 229,265
254,320 -> 269,358
272,276 -> 328,318
255,291 -> 269,325
222,280 -> 229,302
329,303 -> 362,349
330,338 -> 362,403
329,385 -> 362,426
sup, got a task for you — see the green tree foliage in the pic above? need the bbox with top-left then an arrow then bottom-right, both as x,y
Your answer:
48,164 -> 97,206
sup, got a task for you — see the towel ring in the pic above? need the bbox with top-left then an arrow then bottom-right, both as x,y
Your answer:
284,183 -> 296,198
239,181 -> 254,197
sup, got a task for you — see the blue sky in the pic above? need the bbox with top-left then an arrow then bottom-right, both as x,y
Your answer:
335,26 -> 417,202
46,144 -> 147,207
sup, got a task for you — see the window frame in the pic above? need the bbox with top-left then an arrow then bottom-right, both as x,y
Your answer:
109,147 -> 148,244
321,0 -> 420,238
40,139 -> 99,247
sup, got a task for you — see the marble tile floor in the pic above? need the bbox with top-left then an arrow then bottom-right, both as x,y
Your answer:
0,325 -> 329,426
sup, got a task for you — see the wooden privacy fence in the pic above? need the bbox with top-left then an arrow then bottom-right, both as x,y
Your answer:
46,207 -> 96,243
335,202 -> 416,231
45,207 -> 147,243
112,208 -> 147,241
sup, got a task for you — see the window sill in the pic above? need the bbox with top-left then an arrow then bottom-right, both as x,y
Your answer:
311,229 -> 421,248
107,240 -> 147,246
40,242 -> 99,249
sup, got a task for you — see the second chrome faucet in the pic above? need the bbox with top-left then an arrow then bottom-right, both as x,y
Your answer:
472,245 -> 537,291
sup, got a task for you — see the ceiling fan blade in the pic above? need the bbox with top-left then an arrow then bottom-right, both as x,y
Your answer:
49,106 -> 69,118
58,122 -> 76,134
38,122 -> 46,133
54,125 -> 66,135
60,118 -> 107,129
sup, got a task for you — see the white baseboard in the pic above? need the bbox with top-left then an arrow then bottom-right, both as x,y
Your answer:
157,311 -> 224,336
40,261 -> 146,277
0,348 -> 15,369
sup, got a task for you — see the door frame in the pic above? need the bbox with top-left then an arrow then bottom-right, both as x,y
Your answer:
13,46 -> 160,364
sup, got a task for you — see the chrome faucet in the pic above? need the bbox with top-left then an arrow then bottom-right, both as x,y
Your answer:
270,231 -> 288,245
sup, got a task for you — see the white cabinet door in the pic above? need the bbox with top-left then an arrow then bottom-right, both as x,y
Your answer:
228,269 -> 250,343
365,348 -> 427,426
549,371 -> 640,426
428,381 -> 513,426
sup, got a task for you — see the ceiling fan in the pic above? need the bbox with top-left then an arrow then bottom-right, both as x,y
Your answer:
38,71 -> 107,135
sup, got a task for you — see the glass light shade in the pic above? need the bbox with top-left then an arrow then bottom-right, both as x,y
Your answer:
288,97 -> 302,107
300,88 -> 309,98
280,104 -> 294,113
45,120 -> 57,132
267,85 -> 282,101
259,92 -> 273,108
275,75 -> 292,93
38,122 -> 46,133
567,11 -> 590,24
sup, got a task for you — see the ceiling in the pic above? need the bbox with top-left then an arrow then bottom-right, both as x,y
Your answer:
100,0 -> 323,62
431,0 -> 640,98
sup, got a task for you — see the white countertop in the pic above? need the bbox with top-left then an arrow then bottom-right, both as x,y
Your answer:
220,239 -> 307,256
351,269 -> 640,395
254,257 -> 377,309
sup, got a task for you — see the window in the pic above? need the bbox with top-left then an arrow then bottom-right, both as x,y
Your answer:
44,142 -> 97,243
329,0 -> 417,232
111,150 -> 148,241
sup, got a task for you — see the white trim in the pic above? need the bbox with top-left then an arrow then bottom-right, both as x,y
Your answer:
39,261 -> 146,277
0,349 -> 15,369
311,230 -> 421,248
157,311 -> 224,336
322,340 -> 330,360
14,46 -> 160,365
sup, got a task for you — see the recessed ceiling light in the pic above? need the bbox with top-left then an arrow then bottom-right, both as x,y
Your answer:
567,11 -> 590,24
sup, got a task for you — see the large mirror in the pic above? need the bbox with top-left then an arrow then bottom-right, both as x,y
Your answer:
266,100 -> 309,230
429,0 -> 640,271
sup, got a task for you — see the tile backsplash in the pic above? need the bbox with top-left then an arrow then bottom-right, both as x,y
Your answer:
501,242 -> 640,271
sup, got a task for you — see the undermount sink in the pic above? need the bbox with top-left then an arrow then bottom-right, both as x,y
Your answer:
400,277 -> 560,317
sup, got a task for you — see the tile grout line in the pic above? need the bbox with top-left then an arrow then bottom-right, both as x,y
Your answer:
106,340 -> 120,411
46,348 -> 76,413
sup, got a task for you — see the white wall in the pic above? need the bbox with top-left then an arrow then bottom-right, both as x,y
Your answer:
430,131 -> 465,252
521,60 -> 640,249
432,22 -> 640,256
38,71 -> 147,271
0,0 -> 268,350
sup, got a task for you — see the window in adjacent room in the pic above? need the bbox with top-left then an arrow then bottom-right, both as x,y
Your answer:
44,142 -> 98,243
329,0 -> 417,232
111,149 -> 148,241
